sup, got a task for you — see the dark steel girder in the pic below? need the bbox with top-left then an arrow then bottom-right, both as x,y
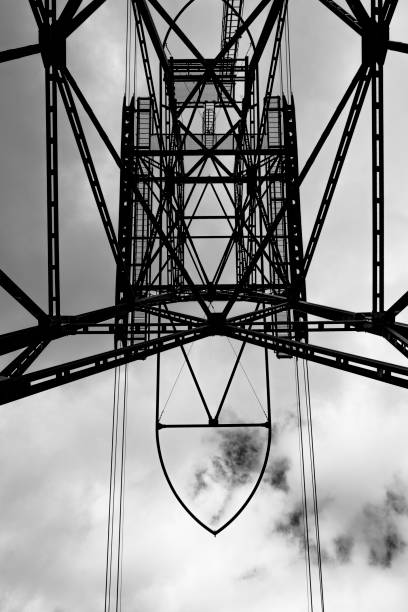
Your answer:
2,0 -> 408,406
44,0 -> 61,318
0,288 -> 376,359
1,341 -> 50,378
58,0 -> 84,30
65,0 -> 107,37
0,293 -> 184,356
64,67 -> 121,166
145,0 -> 204,63
299,64 -> 364,185
28,0 -> 46,27
371,0 -> 385,313
0,326 -> 211,406
0,269 -> 48,323
383,0 -> 398,23
0,44 -> 40,63
388,40 -> 408,54
303,65 -> 372,275
387,291 -> 408,317
214,0 -> 274,64
345,0 -> 370,25
242,0 -> 284,115
383,326 -> 408,360
317,0 -> 362,34
56,71 -> 130,284
225,325 -> 408,390
223,195 -> 290,316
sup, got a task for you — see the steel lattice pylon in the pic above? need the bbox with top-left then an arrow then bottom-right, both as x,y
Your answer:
0,0 -> 408,406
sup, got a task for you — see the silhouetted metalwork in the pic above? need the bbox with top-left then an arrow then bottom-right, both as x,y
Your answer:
1,0 -> 408,407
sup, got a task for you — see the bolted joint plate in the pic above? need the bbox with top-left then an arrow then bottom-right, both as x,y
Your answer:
207,312 -> 226,335
39,24 -> 66,67
362,21 -> 389,65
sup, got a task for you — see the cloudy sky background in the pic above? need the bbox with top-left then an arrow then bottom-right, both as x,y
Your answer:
2,1 -> 408,611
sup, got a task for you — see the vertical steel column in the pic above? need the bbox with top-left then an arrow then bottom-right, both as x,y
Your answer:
283,96 -> 308,343
44,0 -> 60,317
371,0 -> 385,314
115,98 -> 135,347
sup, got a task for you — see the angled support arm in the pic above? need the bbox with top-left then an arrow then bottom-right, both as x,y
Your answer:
344,0 -> 370,25
28,0 -> 46,27
133,0 -> 171,77
65,0 -> 107,36
303,65 -> 371,275
58,0 -> 84,29
317,0 -> 362,34
1,341 -> 50,377
0,326 -> 210,405
387,290 -> 408,317
225,326 -> 408,390
388,40 -> 408,54
63,67 -> 121,166
383,325 -> 408,360
299,64 -> 364,185
145,0 -> 204,63
214,0 -> 273,63
223,199 -> 289,317
383,0 -> 398,24
0,269 -> 48,322
0,44 -> 40,63
242,0 -> 284,113
56,71 -> 127,279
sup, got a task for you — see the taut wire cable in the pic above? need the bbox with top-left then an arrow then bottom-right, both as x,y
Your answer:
295,357 -> 314,612
303,360 -> 325,612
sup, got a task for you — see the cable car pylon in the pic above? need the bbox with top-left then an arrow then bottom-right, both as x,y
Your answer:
1,0 -> 408,609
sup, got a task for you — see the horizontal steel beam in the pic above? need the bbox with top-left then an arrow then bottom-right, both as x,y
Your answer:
133,148 -> 282,156
134,175 -> 283,183
0,44 -> 40,63
225,326 -> 408,389
0,326 -> 210,405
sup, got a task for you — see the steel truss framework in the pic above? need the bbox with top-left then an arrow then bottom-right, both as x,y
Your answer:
1,0 -> 408,407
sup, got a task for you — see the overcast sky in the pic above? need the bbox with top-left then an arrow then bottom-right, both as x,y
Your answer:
2,1 -> 408,611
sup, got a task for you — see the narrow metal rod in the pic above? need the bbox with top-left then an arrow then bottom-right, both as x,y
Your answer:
371,0 -> 385,313
44,0 -> 61,317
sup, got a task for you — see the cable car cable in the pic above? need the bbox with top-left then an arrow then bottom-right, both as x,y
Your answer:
303,360 -> 325,612
295,358 -> 314,611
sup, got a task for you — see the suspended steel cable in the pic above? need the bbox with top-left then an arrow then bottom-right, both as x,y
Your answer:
104,362 -> 129,612
105,366 -> 121,612
105,5 -> 133,609
116,364 -> 129,612
225,335 -> 268,419
303,360 -> 325,612
295,358 -> 314,612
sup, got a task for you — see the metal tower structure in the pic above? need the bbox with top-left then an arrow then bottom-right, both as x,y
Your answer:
1,0 -> 408,411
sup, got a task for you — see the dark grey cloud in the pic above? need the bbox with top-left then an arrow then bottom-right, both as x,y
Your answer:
275,480 -> 408,570
266,456 -> 291,493
362,483 -> 408,569
191,427 -> 264,496
333,534 -> 354,564
215,428 -> 263,486
275,504 -> 305,544
188,426 -> 269,527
